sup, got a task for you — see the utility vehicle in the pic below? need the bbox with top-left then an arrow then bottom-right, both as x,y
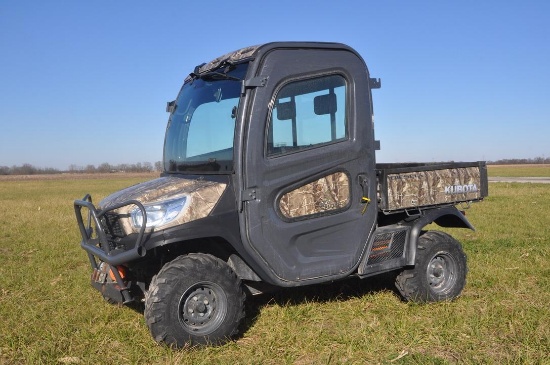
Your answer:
74,42 -> 488,347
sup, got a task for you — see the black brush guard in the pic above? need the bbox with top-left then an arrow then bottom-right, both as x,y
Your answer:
74,195 -> 147,303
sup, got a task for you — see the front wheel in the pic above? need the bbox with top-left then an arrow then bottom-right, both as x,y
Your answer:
144,253 -> 245,347
395,231 -> 467,302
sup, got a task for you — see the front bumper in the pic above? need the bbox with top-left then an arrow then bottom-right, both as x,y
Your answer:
74,195 -> 148,303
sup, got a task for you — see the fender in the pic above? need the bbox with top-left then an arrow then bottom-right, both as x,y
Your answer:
405,205 -> 474,266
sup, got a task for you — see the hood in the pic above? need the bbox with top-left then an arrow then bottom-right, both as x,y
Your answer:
99,176 -> 227,234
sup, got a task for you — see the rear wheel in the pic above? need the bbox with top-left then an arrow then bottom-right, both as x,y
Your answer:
395,231 -> 467,302
144,253 -> 245,347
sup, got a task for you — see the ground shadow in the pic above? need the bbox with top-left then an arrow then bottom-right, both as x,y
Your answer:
239,271 -> 401,338
120,271 -> 402,343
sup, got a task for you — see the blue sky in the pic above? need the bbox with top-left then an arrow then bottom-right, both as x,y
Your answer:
0,1 -> 548,169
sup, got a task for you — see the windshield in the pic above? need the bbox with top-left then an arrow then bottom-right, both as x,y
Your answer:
163,63 -> 248,173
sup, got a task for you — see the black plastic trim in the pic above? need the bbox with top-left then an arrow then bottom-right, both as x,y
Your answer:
404,205 -> 474,266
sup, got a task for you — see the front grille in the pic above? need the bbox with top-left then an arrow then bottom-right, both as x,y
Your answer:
103,213 -> 125,238
367,230 -> 406,265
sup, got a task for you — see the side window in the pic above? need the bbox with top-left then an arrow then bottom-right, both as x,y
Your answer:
267,74 -> 347,156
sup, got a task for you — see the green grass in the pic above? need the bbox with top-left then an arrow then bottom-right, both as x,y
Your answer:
488,164 -> 550,177
1,177 -> 549,364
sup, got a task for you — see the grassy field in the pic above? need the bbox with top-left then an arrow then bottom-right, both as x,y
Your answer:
0,170 -> 549,364
488,164 -> 550,177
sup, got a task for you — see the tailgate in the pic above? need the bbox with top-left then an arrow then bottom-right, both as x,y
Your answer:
376,161 -> 488,212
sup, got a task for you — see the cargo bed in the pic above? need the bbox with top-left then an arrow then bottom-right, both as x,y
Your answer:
376,162 -> 488,213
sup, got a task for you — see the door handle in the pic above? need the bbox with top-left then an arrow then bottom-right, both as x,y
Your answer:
358,174 -> 371,215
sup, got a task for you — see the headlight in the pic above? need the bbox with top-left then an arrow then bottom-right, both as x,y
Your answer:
130,196 -> 188,229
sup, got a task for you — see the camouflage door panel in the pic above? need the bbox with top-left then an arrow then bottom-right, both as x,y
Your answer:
279,172 -> 350,219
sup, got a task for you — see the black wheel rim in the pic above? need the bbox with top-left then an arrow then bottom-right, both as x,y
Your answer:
426,251 -> 458,295
178,282 -> 227,335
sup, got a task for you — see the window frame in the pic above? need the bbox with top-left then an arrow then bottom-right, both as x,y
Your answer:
265,71 -> 350,159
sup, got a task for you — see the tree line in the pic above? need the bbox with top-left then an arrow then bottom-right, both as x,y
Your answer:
1,157 -> 548,175
488,157 -> 549,165
0,162 -> 163,175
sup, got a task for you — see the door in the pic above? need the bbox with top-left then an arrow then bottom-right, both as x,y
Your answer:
239,46 -> 377,284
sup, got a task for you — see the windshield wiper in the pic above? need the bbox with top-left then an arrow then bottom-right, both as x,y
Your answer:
172,160 -> 222,172
189,62 -> 242,82
199,72 -> 241,81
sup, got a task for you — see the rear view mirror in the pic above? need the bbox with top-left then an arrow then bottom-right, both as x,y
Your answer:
276,101 -> 296,120
314,93 -> 337,115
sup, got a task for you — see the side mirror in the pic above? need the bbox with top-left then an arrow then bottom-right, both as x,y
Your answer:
369,78 -> 381,89
166,100 -> 176,113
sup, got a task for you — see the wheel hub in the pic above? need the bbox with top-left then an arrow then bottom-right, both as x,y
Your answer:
187,294 -> 210,315
427,253 -> 457,294
178,282 -> 227,335
429,258 -> 445,285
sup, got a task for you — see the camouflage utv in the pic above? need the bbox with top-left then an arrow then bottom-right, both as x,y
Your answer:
74,42 -> 488,347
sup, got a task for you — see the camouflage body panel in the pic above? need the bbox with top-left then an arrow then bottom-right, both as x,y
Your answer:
382,166 -> 482,211
184,45 -> 260,83
197,45 -> 259,74
99,177 -> 227,234
279,172 -> 350,219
